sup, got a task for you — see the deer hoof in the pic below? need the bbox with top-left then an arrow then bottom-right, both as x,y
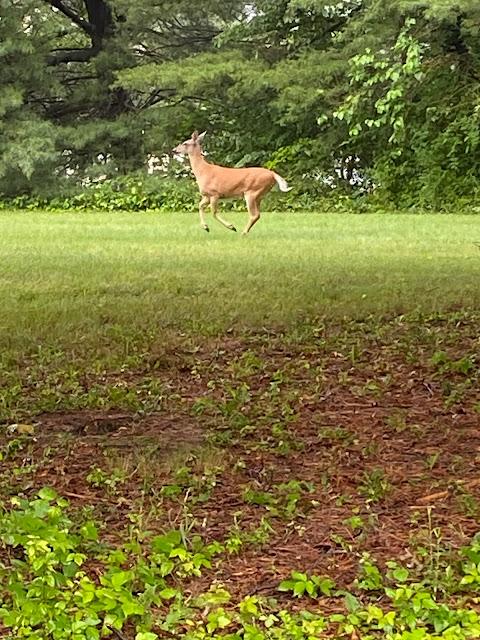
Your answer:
229,225 -> 237,232
203,225 -> 210,232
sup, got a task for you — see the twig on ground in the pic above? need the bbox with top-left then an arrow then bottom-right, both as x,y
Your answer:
412,478 -> 480,506
106,626 -> 129,640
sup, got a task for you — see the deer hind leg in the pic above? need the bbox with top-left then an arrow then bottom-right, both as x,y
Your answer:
243,192 -> 261,235
199,195 -> 211,232
210,195 -> 236,232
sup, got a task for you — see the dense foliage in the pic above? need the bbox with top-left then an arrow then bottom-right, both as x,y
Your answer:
2,0 -> 480,207
2,488 -> 480,639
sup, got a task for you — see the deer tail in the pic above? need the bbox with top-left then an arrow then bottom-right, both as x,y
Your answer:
272,172 -> 292,192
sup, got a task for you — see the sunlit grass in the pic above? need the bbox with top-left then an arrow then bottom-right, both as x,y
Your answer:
0,209 -> 479,359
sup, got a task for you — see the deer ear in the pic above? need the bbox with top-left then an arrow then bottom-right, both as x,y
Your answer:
191,130 -> 199,141
197,131 -> 207,143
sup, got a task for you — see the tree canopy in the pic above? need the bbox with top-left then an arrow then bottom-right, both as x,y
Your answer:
2,0 -> 480,205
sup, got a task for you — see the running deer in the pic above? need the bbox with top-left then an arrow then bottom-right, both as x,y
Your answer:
173,131 -> 291,235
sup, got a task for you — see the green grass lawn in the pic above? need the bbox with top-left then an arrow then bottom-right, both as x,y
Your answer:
0,209 -> 479,358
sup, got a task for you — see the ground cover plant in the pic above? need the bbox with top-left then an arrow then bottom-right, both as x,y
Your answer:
0,210 -> 480,639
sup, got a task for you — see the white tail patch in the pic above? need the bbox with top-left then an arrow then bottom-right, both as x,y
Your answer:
272,172 -> 292,192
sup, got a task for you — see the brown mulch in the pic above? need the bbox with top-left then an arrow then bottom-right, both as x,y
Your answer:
1,321 -> 480,600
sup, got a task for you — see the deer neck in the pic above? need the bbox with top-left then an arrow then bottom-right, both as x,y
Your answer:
188,147 -> 209,178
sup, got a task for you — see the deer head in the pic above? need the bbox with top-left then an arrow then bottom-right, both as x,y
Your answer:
173,130 -> 206,155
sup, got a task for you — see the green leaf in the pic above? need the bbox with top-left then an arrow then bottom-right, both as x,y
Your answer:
278,580 -> 295,592
152,530 -> 182,554
393,567 -> 409,583
38,487 -> 58,501
317,577 -> 335,596
122,600 -> 145,617
344,592 -> 361,612
110,570 -> 133,589
293,582 -> 306,597
291,571 -> 307,581
80,522 -> 99,541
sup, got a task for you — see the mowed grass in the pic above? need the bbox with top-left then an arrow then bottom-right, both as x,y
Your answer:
0,209 -> 479,357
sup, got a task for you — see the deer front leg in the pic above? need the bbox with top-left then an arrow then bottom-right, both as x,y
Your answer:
199,195 -> 210,232
243,192 -> 261,235
210,196 -> 236,232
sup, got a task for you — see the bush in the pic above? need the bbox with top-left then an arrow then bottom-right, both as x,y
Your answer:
1,172 -> 480,214
0,175 -> 198,213
0,173 -> 331,213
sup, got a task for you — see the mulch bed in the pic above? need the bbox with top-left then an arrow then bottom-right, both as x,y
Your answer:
1,319 -> 479,601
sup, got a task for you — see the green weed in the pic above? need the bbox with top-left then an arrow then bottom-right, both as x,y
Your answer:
358,468 -> 392,503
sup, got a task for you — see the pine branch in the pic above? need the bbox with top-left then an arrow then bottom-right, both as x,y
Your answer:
45,0 -> 114,65
44,0 -> 94,35
47,45 -> 101,65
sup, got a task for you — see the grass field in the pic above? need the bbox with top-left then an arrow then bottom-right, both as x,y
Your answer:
0,210 -> 479,357
1,210 -> 480,639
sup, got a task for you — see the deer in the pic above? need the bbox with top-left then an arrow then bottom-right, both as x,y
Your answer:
173,131 -> 291,235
